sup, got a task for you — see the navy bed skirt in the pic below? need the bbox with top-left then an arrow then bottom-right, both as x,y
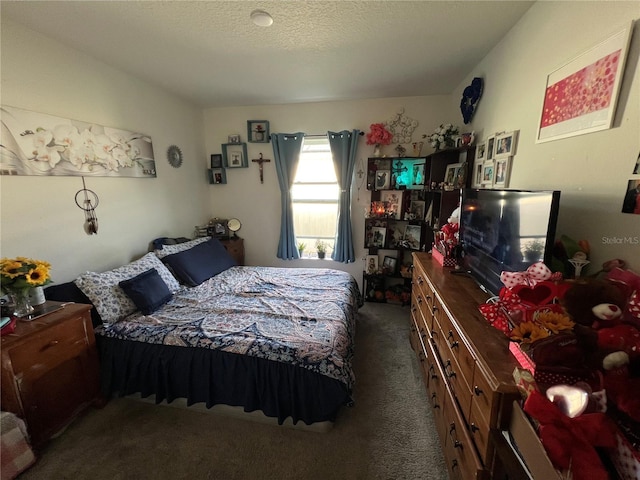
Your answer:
96,335 -> 351,425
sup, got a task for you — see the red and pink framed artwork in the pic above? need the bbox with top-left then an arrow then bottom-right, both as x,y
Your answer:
536,21 -> 634,143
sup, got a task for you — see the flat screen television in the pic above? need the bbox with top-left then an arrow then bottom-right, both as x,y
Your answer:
458,188 -> 561,296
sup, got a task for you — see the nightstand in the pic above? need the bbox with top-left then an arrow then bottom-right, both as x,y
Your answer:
0,302 -> 100,448
221,237 -> 245,265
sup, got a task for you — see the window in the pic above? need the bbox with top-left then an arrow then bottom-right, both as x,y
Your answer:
291,137 -> 339,257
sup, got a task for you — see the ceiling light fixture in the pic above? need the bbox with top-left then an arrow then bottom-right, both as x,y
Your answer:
250,9 -> 273,27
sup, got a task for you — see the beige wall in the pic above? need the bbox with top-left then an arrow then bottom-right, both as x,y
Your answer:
0,19 -> 207,283
454,1 -> 640,271
2,2 -> 638,289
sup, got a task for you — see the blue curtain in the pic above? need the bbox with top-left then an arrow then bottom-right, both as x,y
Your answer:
272,133 -> 305,260
328,130 -> 360,263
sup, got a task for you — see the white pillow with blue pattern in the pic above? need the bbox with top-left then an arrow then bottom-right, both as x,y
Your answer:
74,252 -> 180,325
154,236 -> 211,259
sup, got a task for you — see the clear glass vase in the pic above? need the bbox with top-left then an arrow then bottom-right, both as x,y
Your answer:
10,288 -> 35,318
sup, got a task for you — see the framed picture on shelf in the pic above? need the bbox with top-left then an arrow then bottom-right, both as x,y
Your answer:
410,200 -> 425,220
368,226 -> 387,248
375,169 -> 390,190
481,161 -> 495,187
387,222 -> 407,248
475,142 -> 486,162
486,135 -> 496,161
536,22 -> 633,143
207,168 -> 227,185
403,224 -> 422,250
210,154 -> 223,169
228,134 -> 241,144
222,143 -> 248,168
412,163 -> 426,186
365,255 -> 379,275
380,190 -> 403,219
495,131 -> 518,158
382,256 -> 397,275
444,162 -> 464,186
247,120 -> 270,143
494,157 -> 511,187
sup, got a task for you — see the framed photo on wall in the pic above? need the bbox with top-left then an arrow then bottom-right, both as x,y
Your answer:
222,143 -> 248,168
475,142 -> 486,162
247,120 -> 270,143
493,157 -> 511,188
473,161 -> 484,188
481,161 -> 494,187
536,21 -> 634,143
210,154 -> 223,169
486,135 -> 496,161
495,131 -> 518,158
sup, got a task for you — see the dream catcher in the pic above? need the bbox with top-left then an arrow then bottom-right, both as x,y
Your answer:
75,177 -> 99,235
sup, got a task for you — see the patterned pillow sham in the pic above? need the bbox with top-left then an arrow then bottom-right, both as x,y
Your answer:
154,236 -> 211,259
74,252 -> 180,325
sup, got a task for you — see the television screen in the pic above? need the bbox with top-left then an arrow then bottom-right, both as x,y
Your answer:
458,189 -> 561,296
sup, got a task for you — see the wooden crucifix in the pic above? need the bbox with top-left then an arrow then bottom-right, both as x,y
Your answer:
251,153 -> 271,184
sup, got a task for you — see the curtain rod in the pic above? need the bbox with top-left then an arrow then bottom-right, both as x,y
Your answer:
269,132 -> 364,139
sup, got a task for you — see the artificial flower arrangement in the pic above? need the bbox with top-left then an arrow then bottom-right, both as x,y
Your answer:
424,123 -> 459,150
1,257 -> 52,293
365,123 -> 393,146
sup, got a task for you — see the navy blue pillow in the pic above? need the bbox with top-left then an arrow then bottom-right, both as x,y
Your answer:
118,268 -> 173,315
162,238 -> 237,287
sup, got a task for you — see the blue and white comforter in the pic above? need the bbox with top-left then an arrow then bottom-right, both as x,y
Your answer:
96,266 -> 361,389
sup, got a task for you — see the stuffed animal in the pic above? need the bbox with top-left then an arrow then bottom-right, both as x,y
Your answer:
563,280 -> 640,422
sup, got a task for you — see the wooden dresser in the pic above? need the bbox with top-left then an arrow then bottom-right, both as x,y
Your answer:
410,253 -> 520,479
220,237 -> 245,265
1,302 -> 100,448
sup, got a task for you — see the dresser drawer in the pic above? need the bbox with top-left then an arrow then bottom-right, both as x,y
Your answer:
9,315 -> 89,376
445,393 -> 487,480
468,395 -> 491,462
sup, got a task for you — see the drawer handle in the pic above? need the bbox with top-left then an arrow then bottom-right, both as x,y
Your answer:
449,340 -> 459,349
451,459 -> 458,470
431,392 -> 440,409
41,340 -> 60,351
429,365 -> 437,380
417,276 -> 424,285
474,385 -> 484,396
448,423 -> 463,450
447,330 -> 455,341
417,296 -> 423,305
418,351 -> 425,363
445,360 -> 456,379
431,329 -> 437,338
470,423 -> 480,433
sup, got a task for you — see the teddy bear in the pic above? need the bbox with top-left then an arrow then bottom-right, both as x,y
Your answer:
563,279 -> 640,422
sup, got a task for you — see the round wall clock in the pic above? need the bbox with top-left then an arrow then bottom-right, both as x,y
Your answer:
460,77 -> 484,124
167,145 -> 183,168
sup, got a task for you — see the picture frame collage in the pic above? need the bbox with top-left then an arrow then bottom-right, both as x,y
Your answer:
473,130 -> 518,189
208,120 -> 270,185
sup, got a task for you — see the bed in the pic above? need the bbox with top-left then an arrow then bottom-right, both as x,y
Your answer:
45,237 -> 361,426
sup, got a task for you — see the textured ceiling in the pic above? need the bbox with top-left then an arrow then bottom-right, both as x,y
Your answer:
1,1 -> 534,108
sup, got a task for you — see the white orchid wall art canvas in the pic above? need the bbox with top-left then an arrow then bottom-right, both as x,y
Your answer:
0,105 -> 156,177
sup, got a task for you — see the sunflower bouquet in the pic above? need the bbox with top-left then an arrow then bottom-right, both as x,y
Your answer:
1,257 -> 52,294
510,309 -> 575,344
